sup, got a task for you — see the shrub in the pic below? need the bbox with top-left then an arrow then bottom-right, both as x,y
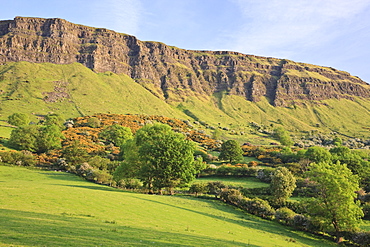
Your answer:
219,188 -> 243,204
189,183 -> 208,196
118,178 -> 142,189
349,231 -> 370,247
292,214 -> 310,230
87,117 -> 101,128
274,207 -> 296,225
256,168 -> 275,183
207,181 -> 226,198
8,113 -> 29,126
91,169 -> 112,184
240,197 -> 275,220
0,150 -> 37,166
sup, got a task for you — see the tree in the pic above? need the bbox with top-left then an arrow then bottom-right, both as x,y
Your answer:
274,127 -> 293,146
62,140 -> 89,167
330,146 -> 370,187
37,124 -> 63,153
9,124 -> 63,153
306,161 -> 363,242
305,146 -> 331,163
9,125 -> 40,152
8,113 -> 29,127
43,113 -> 65,129
120,123 -> 197,194
219,140 -> 243,163
270,167 -> 296,204
99,124 -> 133,147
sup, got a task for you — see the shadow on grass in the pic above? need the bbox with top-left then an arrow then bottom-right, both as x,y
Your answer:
0,208 -> 255,247
132,196 -> 336,247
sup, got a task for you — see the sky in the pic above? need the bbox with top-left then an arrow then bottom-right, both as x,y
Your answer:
2,0 -> 370,83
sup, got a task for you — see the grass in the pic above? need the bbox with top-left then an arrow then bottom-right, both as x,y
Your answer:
0,61 -> 370,145
0,165 -> 338,246
194,176 -> 269,189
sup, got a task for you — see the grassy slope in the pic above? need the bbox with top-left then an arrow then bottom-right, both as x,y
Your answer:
0,61 -> 369,143
0,166 -> 337,247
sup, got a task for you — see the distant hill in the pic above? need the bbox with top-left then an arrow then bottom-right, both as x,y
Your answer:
0,17 -> 369,141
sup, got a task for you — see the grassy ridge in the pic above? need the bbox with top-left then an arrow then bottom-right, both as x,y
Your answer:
0,61 -> 369,144
0,166 -> 337,246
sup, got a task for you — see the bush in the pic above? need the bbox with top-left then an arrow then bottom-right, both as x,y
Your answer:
219,188 -> 243,205
349,231 -> 370,247
240,197 -> 275,220
274,207 -> 296,225
87,117 -> 101,128
118,178 -> 142,189
256,168 -> 275,183
207,181 -> 226,198
292,214 -> 310,230
8,113 -> 29,126
0,150 -> 37,166
189,183 -> 208,196
91,169 -> 112,184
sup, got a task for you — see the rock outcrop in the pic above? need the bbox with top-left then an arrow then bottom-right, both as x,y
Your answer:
0,17 -> 369,106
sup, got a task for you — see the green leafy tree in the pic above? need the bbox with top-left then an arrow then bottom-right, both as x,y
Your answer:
43,113 -> 65,129
8,113 -> 29,127
9,125 -> 40,152
9,124 -> 63,153
306,161 -> 363,242
120,123 -> 197,194
330,146 -> 370,187
37,124 -> 63,153
274,127 -> 293,146
219,140 -> 243,163
270,167 -> 296,204
62,140 -> 89,167
99,124 -> 133,147
305,146 -> 331,163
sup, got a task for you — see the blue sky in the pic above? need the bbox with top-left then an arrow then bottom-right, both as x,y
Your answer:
2,0 -> 370,83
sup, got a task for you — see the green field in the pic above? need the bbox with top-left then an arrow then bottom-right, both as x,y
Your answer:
0,166 -> 338,246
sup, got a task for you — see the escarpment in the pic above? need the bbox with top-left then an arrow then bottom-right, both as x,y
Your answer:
0,17 -> 369,106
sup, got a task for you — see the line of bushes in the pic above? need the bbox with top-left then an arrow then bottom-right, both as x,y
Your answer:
217,187 -> 370,246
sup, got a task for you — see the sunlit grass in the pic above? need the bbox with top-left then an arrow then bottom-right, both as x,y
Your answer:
0,166 -> 337,246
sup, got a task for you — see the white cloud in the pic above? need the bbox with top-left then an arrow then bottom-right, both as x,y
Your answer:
91,0 -> 142,35
231,0 -> 370,58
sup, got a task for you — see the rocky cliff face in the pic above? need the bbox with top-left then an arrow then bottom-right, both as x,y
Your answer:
0,17 -> 369,106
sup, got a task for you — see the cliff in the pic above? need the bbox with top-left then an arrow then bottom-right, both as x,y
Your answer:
0,17 -> 369,106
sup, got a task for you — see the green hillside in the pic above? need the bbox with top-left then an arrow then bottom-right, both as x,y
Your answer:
0,61 -> 369,143
0,166 -> 338,246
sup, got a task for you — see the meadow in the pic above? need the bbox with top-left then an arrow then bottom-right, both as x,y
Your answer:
0,165 -> 338,247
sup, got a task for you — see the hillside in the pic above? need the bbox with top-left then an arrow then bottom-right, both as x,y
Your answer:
0,17 -> 369,141
0,165 -> 338,246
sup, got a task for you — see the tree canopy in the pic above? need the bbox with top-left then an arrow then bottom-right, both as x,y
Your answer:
219,140 -> 243,163
270,167 -> 296,204
99,124 -> 133,147
8,113 -> 29,127
9,124 -> 63,153
306,161 -> 363,242
117,123 -> 198,194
